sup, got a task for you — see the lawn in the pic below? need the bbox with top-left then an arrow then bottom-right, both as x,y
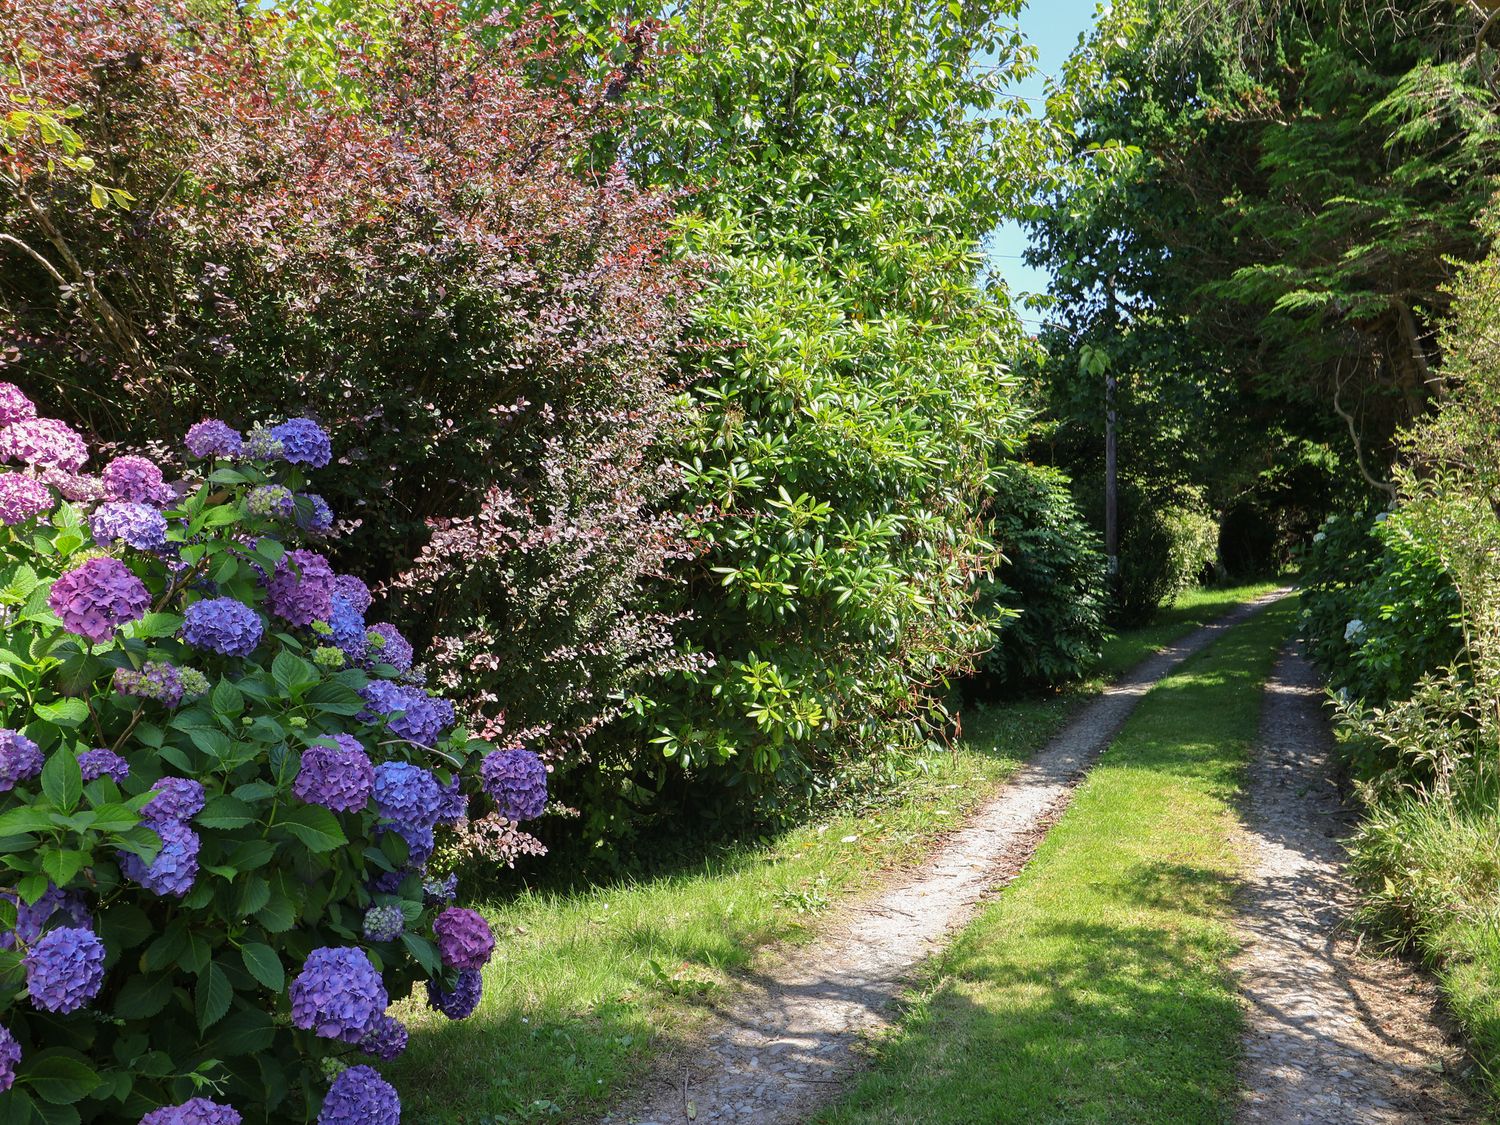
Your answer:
389,583 -> 1283,1123
815,599 -> 1296,1125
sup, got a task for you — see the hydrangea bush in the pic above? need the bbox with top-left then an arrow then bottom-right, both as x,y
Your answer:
0,387 -> 550,1122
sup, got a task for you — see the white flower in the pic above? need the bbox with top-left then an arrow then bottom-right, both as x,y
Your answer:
1312,532 -> 1326,543
1345,619 -> 1366,643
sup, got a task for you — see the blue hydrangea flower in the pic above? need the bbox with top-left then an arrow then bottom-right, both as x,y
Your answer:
294,736 -> 373,814
481,748 -> 548,822
317,1065 -> 399,1125
360,681 -> 454,746
372,761 -> 444,862
368,869 -> 409,897
435,777 -> 467,827
0,1026 -> 18,1091
359,1014 -> 409,1061
426,968 -> 482,1020
79,748 -> 129,785
364,623 -> 413,673
362,904 -> 405,944
184,419 -> 243,460
290,947 -> 388,1043
0,730 -> 42,793
423,873 -> 458,906
140,1098 -> 243,1125
142,776 -> 205,825
90,501 -> 169,552
297,493 -> 334,535
328,595 -> 366,662
181,597 -> 263,658
270,418 -> 332,469
332,574 -> 372,614
25,926 -> 105,1013
119,819 -> 199,898
1,883 -> 90,951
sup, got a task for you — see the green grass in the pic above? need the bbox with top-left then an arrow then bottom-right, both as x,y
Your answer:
387,583 -> 1281,1123
816,599 -> 1296,1125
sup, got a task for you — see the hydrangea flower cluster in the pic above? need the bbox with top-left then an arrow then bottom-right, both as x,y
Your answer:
247,484 -> 296,520
318,1065 -> 400,1125
373,761 -> 445,862
0,474 -> 53,526
142,777 -> 206,824
366,622 -> 414,673
243,425 -> 283,460
328,596 -> 367,662
433,907 -> 496,971
362,904 -> 405,944
298,493 -> 334,535
361,680 -> 454,745
49,557 -> 150,644
359,1014 -> 409,1061
91,500 -> 170,552
0,416 -> 87,470
140,1098 -> 243,1125
0,729 -> 43,793
269,418 -> 332,468
113,661 -> 185,707
2,883 -> 90,950
119,817 -> 200,899
0,1025 -> 19,1092
289,947 -> 388,1043
181,597 -> 263,657
294,736 -> 374,814
184,419 -> 244,460
481,748 -> 549,822
333,574 -> 372,614
0,382 -> 36,427
427,968 -> 483,1020
25,926 -> 105,1014
101,455 -> 169,506
41,466 -> 102,503
266,548 -> 334,626
78,748 -> 129,784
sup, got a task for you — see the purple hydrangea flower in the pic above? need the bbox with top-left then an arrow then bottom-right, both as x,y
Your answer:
481,748 -> 548,822
435,777 -> 467,827
423,873 -> 459,906
373,760 -> 444,863
243,425 -> 283,461
247,485 -> 295,520
0,730 -> 42,793
140,1098 -> 243,1125
328,596 -> 366,663
184,420 -> 244,460
2,883 -> 90,951
91,501 -> 169,552
119,819 -> 199,898
289,947 -> 388,1043
318,1064 -> 400,1125
333,575 -> 372,614
362,904 -> 405,944
0,474 -> 53,526
39,467 -> 102,503
113,661 -> 185,708
142,777 -> 205,825
294,736 -> 374,814
101,455 -> 168,506
269,418 -> 332,469
359,1014 -> 409,1061
266,548 -> 334,627
364,623 -> 413,674
360,680 -> 454,746
0,383 -> 36,427
368,869 -> 409,897
426,968 -> 483,1020
0,1025 -> 19,1092
25,926 -> 105,1013
433,907 -> 495,971
181,597 -> 263,658
79,748 -> 129,785
297,493 -> 334,536
0,418 -> 87,471
49,557 -> 150,644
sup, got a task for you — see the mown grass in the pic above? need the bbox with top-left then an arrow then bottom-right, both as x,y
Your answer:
816,599 -> 1296,1125
388,583 -> 1281,1123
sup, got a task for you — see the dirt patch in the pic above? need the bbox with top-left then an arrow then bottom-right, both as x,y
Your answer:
602,591 -> 1289,1125
1235,646 -> 1477,1124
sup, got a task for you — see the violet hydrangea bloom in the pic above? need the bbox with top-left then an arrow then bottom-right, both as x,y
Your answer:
184,419 -> 244,460
0,474 -> 53,526
481,748 -> 548,822
79,748 -> 129,785
433,907 -> 495,971
297,493 -> 334,536
243,425 -> 283,461
364,623 -> 413,673
426,968 -> 483,1020
0,417 -> 87,470
0,383 -> 36,427
317,1065 -> 400,1125
101,455 -> 168,506
269,418 -> 332,469
266,548 -> 334,627
119,819 -> 200,898
140,1098 -> 243,1125
362,904 -> 405,944
113,662 -> 184,707
40,467 -> 102,503
289,947 -> 388,1043
25,926 -> 105,1013
2,883 -> 90,951
328,596 -> 366,662
247,485 -> 296,521
0,1025 -> 19,1092
360,680 -> 454,746
294,736 -> 374,814
0,730 -> 42,793
332,575 -> 372,614
373,761 -> 444,862
359,1014 -> 409,1062
49,557 -> 150,644
423,873 -> 459,907
142,777 -> 205,825
181,597 -> 263,658
435,777 -> 467,827
91,501 -> 169,552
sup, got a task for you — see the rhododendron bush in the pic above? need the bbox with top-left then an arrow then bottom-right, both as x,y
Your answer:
0,385 -> 550,1122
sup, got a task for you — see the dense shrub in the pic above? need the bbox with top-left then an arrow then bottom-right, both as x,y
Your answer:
1097,482 -> 1218,625
0,388 -> 549,1121
0,0 -> 695,768
975,464 -> 1107,692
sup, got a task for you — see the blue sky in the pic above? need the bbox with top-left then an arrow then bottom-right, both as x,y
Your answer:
988,0 -> 1101,330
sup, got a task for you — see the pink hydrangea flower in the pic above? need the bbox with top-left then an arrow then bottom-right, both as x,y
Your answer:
0,474 -> 53,526
48,557 -> 150,644
0,418 -> 87,470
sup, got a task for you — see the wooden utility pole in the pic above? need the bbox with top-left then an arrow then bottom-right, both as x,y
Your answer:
1104,279 -> 1119,578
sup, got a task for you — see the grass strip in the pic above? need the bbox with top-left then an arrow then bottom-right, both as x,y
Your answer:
389,584 -> 1281,1123
816,599 -> 1296,1125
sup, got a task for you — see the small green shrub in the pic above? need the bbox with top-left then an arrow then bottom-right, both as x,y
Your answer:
1110,484 -> 1219,625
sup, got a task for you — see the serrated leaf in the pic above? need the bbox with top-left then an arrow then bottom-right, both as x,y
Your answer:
31,699 -> 89,728
239,943 -> 283,992
40,750 -> 82,812
195,963 -> 232,1032
196,795 -> 254,829
276,804 -> 346,852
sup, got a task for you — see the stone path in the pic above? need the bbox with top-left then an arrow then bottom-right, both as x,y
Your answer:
1235,645 -> 1476,1124
603,591 -> 1289,1125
